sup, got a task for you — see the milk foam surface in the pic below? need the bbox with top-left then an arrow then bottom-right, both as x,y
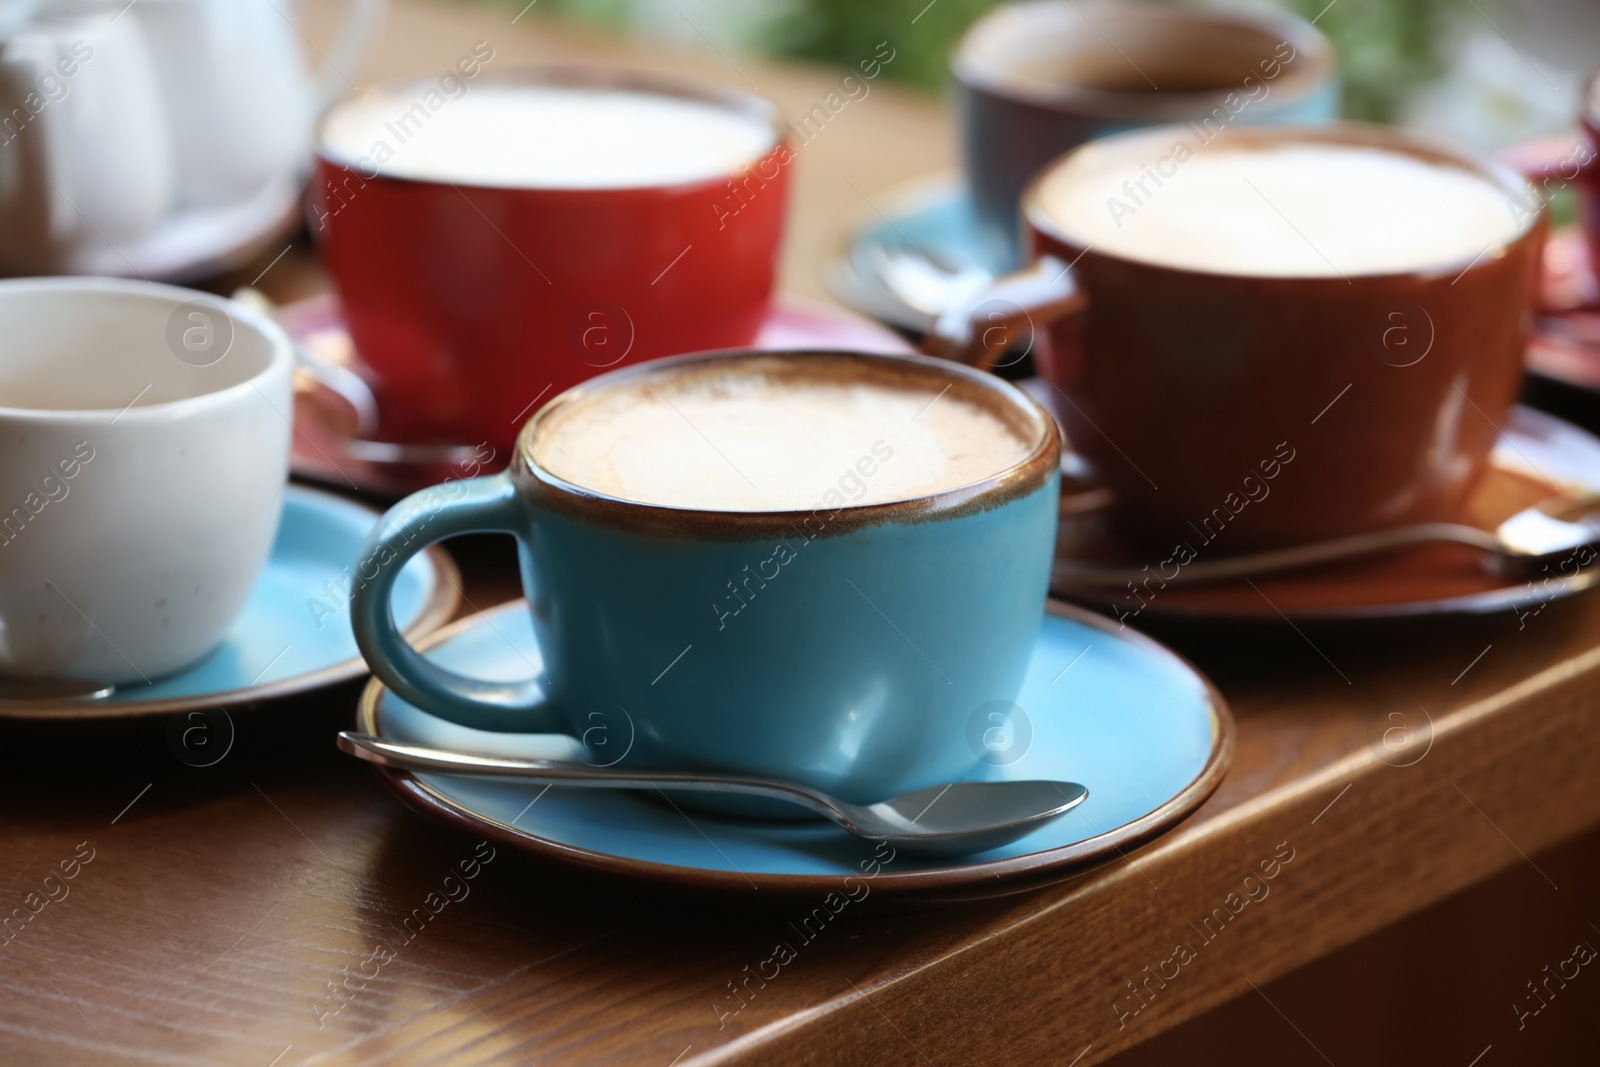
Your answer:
532,365 -> 1034,511
1038,143 -> 1523,277
321,85 -> 775,189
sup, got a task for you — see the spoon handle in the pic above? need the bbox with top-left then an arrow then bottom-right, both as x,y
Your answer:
338,732 -> 837,816
1054,522 -> 1502,588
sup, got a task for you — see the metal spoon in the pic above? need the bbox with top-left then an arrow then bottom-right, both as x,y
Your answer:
338,732 -> 1087,857
865,243 -> 993,317
1054,493 -> 1600,589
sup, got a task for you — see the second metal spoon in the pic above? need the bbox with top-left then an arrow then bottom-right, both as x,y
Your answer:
1054,492 -> 1600,589
338,732 -> 1087,857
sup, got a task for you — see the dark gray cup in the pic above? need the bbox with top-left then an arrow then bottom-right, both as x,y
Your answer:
953,1 -> 1339,271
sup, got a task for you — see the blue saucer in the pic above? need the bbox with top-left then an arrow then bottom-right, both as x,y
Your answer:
826,174 -> 997,334
4,485 -> 459,719
360,599 -> 1231,900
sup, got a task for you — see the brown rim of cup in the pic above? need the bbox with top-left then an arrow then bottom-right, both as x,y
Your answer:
1021,120 -> 1546,281
314,63 -> 785,193
511,349 -> 1062,542
952,2 -> 1333,120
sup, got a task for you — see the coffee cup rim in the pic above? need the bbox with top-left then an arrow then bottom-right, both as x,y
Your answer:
315,63 -> 786,194
1021,120 -> 1546,282
952,1 -> 1333,119
0,276 -> 293,422
511,348 -> 1062,540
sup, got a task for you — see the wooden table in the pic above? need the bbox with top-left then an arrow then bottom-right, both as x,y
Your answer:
6,3 -> 1600,1064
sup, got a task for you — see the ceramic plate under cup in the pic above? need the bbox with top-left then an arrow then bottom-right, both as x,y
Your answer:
1043,400 -> 1600,622
0,485 -> 459,720
356,599 -> 1233,902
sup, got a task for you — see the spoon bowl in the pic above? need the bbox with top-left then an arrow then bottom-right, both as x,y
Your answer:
338,732 -> 1088,858
1055,492 -> 1600,589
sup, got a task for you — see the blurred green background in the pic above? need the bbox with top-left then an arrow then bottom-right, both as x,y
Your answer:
475,0 -> 1594,147
764,0 -> 1463,123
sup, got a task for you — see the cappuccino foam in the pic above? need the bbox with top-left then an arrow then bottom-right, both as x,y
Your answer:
531,361 -> 1035,511
321,85 -> 775,189
1038,142 -> 1523,277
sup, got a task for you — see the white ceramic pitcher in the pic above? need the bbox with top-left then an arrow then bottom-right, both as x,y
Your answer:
0,0 -> 385,275
0,2 -> 172,272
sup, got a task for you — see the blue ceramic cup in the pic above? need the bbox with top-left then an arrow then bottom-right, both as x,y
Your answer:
350,349 -> 1061,804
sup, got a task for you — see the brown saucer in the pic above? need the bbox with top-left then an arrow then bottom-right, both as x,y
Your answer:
1040,399 -> 1600,623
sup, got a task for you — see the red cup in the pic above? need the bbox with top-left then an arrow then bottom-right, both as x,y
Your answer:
311,67 -> 790,453
1501,72 -> 1600,311
1574,70 -> 1600,282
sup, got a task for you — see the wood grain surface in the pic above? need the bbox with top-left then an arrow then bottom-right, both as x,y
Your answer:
3,3 -> 1599,1065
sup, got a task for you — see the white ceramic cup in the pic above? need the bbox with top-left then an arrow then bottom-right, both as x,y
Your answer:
0,277 -> 293,683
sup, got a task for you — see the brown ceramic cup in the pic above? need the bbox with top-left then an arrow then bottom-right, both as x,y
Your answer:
926,122 -> 1547,552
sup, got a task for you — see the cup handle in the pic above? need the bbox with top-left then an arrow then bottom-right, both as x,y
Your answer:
231,286 -> 380,437
920,254 -> 1088,370
350,472 -> 564,733
294,343 -> 380,438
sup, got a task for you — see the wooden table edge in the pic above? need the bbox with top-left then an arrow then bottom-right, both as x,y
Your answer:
692,631 -> 1600,1065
